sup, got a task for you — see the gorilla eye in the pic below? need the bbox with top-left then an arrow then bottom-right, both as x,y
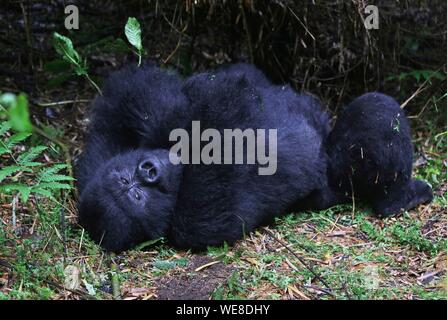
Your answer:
121,177 -> 129,184
134,192 -> 141,200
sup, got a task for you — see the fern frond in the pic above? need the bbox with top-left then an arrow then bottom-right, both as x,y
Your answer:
31,188 -> 56,200
23,162 -> 42,167
40,174 -> 75,182
0,183 -> 30,202
38,164 -> 68,177
17,146 -> 47,164
0,121 -> 11,137
0,146 -> 9,156
37,182 -> 72,190
0,166 -> 23,182
7,132 -> 31,148
0,122 -> 73,203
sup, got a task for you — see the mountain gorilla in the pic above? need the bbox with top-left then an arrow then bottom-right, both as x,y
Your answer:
76,63 -> 433,252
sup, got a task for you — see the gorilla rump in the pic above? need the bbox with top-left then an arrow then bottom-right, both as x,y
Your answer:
76,63 -> 433,252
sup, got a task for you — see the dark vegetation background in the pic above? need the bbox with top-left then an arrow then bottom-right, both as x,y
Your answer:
2,1 -> 447,112
0,0 -> 446,300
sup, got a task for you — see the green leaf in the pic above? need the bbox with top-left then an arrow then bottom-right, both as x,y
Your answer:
432,71 -> 446,81
0,183 -> 30,201
38,164 -> 68,177
421,70 -> 432,81
0,166 -> 22,182
51,33 -> 101,94
0,121 -> 11,137
52,32 -> 87,75
31,188 -> 56,200
23,162 -> 41,168
398,73 -> 408,81
0,93 -> 17,109
8,94 -> 33,133
37,182 -> 72,190
17,146 -> 47,164
0,146 -> 8,156
40,174 -> 74,182
52,32 -> 81,65
16,185 -> 31,202
74,60 -> 88,76
125,17 -> 142,51
410,71 -> 421,82
7,132 -> 31,147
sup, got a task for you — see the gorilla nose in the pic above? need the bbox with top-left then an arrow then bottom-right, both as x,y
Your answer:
137,159 -> 160,184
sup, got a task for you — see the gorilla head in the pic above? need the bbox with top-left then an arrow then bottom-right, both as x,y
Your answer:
78,149 -> 182,252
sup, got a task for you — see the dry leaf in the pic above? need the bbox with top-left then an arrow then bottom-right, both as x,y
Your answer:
64,265 -> 81,290
194,261 -> 220,272
287,285 -> 310,300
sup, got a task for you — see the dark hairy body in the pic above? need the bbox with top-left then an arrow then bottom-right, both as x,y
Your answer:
76,63 -> 432,252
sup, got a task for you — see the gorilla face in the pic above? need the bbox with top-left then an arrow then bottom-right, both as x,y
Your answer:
78,149 -> 182,252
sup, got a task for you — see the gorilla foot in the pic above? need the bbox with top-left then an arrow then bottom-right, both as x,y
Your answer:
372,179 -> 433,217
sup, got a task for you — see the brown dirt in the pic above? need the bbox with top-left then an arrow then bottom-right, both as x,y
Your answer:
155,255 -> 233,300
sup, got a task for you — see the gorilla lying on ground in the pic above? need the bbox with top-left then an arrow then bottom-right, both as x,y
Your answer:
76,63 -> 433,252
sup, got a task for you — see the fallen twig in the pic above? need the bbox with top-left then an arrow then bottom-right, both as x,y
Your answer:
400,64 -> 446,109
33,99 -> 91,107
262,227 -> 337,298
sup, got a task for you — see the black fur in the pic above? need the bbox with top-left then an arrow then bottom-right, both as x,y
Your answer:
76,63 -> 433,252
76,62 -> 190,192
170,67 -> 329,249
326,93 -> 433,217
78,149 -> 182,252
76,63 -> 188,251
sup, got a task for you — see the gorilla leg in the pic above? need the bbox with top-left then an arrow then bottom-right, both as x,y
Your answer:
326,92 -> 433,217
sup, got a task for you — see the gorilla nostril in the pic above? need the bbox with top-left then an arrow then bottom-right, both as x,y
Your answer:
140,161 -> 153,170
148,167 -> 157,179
138,159 -> 160,184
